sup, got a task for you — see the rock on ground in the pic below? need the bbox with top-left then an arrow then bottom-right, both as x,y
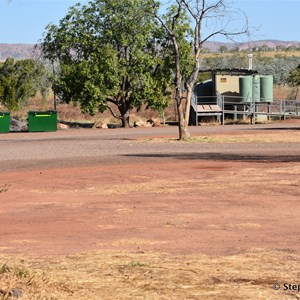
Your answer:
10,118 -> 28,132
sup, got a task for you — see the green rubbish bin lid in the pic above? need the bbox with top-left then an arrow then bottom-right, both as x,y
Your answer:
0,112 -> 10,116
28,110 -> 57,116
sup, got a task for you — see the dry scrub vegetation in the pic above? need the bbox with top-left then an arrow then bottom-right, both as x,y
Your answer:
1,251 -> 300,300
9,94 -> 167,127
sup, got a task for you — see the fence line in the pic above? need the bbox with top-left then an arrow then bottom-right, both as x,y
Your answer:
191,96 -> 300,125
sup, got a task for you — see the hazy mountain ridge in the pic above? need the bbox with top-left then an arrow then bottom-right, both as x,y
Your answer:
0,44 -> 35,61
1,40 -> 300,61
0,43 -> 38,61
203,40 -> 300,52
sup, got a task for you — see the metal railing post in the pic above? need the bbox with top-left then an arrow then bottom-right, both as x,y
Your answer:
222,95 -> 225,125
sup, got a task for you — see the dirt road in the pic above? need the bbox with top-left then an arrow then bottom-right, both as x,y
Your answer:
0,121 -> 299,257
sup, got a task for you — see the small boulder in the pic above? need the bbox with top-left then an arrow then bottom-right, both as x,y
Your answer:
58,123 -> 69,130
93,121 -> 108,129
133,120 -> 145,127
10,118 -> 28,132
147,118 -> 161,127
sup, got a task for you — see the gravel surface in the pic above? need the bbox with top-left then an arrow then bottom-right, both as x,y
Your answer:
1,122 -> 300,171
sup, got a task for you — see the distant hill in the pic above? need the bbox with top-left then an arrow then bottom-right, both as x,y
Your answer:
0,44 -> 37,61
1,40 -> 300,61
203,40 -> 300,52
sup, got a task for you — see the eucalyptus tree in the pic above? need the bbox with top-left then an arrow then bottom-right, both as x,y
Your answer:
41,0 -> 172,127
152,0 -> 249,140
0,58 -> 51,111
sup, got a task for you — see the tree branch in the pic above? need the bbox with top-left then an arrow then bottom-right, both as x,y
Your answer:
104,104 -> 122,120
106,97 -> 118,105
151,2 -> 173,37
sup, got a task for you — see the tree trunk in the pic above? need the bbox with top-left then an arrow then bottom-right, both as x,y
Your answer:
119,99 -> 131,128
153,5 -> 190,140
175,85 -> 190,140
177,102 -> 190,140
184,85 -> 193,125
184,57 -> 201,125
172,35 -> 190,140
121,111 -> 130,128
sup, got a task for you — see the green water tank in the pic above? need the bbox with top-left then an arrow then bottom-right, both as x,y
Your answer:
260,75 -> 273,102
193,80 -> 213,103
239,76 -> 252,102
252,74 -> 260,102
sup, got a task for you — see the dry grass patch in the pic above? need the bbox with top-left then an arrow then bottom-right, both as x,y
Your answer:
141,132 -> 300,143
0,259 -> 73,300
1,250 -> 300,299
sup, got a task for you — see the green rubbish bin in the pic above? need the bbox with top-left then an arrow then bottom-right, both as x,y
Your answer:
0,112 -> 10,133
28,110 -> 57,132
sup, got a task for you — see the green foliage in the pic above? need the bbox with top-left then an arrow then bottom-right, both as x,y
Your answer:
42,0 -> 172,126
218,45 -> 228,53
0,58 -> 51,111
197,72 -> 211,83
201,54 -> 248,70
288,65 -> 300,87
254,56 -> 300,84
160,5 -> 194,80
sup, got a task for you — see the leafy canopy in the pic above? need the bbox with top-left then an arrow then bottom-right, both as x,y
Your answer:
0,58 -> 51,111
41,0 -> 172,123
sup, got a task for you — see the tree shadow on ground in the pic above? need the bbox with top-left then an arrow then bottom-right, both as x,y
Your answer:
123,152 -> 300,163
250,127 -> 300,131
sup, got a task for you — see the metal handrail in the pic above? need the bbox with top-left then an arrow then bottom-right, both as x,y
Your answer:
192,96 -> 300,125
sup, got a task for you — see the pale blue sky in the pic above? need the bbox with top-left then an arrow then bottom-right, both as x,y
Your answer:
0,0 -> 299,44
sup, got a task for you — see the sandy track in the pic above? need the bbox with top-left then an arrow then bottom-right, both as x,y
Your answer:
0,121 -> 300,256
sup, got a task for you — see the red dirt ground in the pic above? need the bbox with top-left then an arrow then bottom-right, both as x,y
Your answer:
0,121 -> 300,257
